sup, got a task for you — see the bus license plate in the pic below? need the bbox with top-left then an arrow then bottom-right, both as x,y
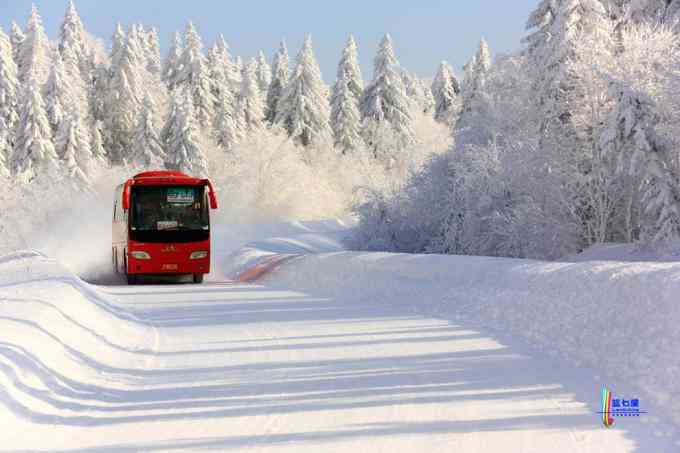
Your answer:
162,264 -> 178,271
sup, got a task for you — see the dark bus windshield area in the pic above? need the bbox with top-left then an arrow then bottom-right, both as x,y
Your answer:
130,186 -> 209,242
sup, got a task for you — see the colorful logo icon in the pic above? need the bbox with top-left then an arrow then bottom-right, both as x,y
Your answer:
601,388 -> 615,428
598,387 -> 646,428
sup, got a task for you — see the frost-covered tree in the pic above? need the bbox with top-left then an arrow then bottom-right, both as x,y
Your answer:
0,118 -> 10,177
13,75 -> 60,180
163,31 -> 183,90
207,39 -> 240,148
44,52 -> 70,134
360,34 -> 415,156
91,120 -> 107,164
432,61 -> 460,124
215,36 -> 239,91
616,87 -> 680,244
18,5 -> 52,85
275,35 -> 332,147
239,59 -> 265,132
145,28 -> 162,77
175,22 -> 215,128
404,72 -> 436,115
234,56 -> 244,84
10,22 -> 24,72
130,95 -> 166,168
525,1 -> 607,138
214,87 -> 240,150
59,0 -> 92,84
454,41 -> 494,148
110,23 -> 126,71
622,0 -> 680,23
55,109 -> 94,187
104,28 -> 145,163
334,35 -> 363,101
162,89 -> 209,177
588,22 -> 680,246
331,35 -> 364,155
265,41 -> 290,124
461,39 -> 491,112
256,50 -> 272,94
525,1 -> 619,250
206,39 -> 232,108
129,25 -> 167,124
0,27 -> 19,143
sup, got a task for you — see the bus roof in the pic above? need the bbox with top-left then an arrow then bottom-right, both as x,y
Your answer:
129,170 -> 207,186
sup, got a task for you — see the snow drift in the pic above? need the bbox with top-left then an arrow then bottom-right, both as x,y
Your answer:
0,251 -> 157,426
259,248 -> 680,430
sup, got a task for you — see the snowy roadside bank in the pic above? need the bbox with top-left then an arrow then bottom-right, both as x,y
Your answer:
212,219 -> 351,281
250,246 -> 680,431
0,252 -> 158,421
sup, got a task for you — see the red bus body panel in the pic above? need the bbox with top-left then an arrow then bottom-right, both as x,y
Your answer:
112,171 -> 217,281
127,239 -> 211,275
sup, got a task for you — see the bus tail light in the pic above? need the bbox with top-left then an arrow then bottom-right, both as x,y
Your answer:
130,251 -> 151,260
190,251 -> 209,260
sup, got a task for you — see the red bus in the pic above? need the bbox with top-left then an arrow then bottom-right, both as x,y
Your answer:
112,171 -> 218,284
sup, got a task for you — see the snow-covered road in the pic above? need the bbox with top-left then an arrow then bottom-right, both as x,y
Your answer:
2,221 -> 679,451
1,277 -> 670,451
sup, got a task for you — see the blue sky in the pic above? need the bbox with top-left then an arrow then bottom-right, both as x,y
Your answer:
1,1 -> 538,81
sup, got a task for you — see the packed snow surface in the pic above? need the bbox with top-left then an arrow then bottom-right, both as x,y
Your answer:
1,222 -> 679,451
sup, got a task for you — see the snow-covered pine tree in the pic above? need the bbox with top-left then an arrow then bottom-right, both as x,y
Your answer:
331,35 -> 364,155
145,28 -> 162,77
91,120 -> 107,164
130,95 -> 166,168
0,27 -> 19,146
59,0 -> 92,85
44,52 -> 70,134
234,56 -> 244,85
10,22 -> 24,73
461,39 -> 491,112
239,58 -> 265,132
163,31 -> 183,90
0,118 -> 10,178
455,41 -> 492,147
55,108 -> 94,187
162,89 -> 209,177
207,38 -> 240,149
110,23 -> 126,71
130,25 -> 167,126
206,39 -> 230,104
18,5 -> 52,85
403,72 -> 436,115
622,0 -> 680,23
360,34 -> 415,157
621,88 -> 680,244
265,41 -> 290,124
256,50 -> 272,94
12,75 -> 60,181
215,35 -> 240,95
432,61 -> 460,124
91,56 -> 110,125
175,22 -> 215,129
104,27 -> 145,163
275,35 -> 332,147
335,35 -> 363,101
214,86 -> 240,150
525,0 -> 618,251
524,1 -> 607,139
